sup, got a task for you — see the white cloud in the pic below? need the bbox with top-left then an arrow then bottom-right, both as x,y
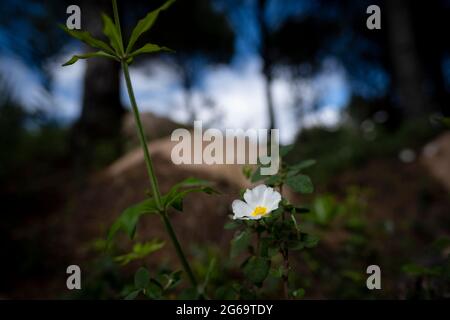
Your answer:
43,53 -> 348,143
0,55 -> 51,111
48,53 -> 85,119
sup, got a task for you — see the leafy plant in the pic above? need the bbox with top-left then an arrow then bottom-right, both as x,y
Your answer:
62,0 -> 217,298
229,146 -> 318,298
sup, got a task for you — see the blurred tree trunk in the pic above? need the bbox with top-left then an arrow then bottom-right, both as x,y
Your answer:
257,0 -> 276,130
178,57 -> 196,123
70,0 -> 124,169
386,0 -> 429,118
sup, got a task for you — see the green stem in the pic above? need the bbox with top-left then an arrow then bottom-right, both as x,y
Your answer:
122,62 -> 162,209
161,212 -> 198,289
121,61 -> 199,292
281,246 -> 290,299
114,0 -> 198,294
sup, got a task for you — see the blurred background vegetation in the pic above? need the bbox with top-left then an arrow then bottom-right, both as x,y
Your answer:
0,0 -> 449,299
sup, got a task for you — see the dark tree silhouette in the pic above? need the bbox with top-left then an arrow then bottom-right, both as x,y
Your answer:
71,0 -> 124,169
127,0 -> 234,122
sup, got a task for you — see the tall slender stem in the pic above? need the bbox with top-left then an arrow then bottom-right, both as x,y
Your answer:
161,212 -> 198,288
121,61 -> 198,292
114,0 -> 198,293
278,184 -> 290,299
281,247 -> 290,299
122,62 -> 162,209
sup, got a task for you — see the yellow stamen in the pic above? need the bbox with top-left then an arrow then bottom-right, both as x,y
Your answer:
251,206 -> 267,217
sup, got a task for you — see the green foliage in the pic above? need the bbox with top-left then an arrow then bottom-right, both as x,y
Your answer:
107,177 -> 218,243
124,267 -> 183,300
63,0 -> 211,299
227,145 -> 319,298
135,267 -> 150,289
286,119 -> 441,183
243,256 -> 271,285
107,198 -> 159,242
60,26 -> 115,55
441,117 -> 450,129
114,240 -> 165,265
126,0 -> 175,54
251,144 -> 316,192
61,51 -> 117,66
401,237 -> 450,299
129,43 -> 173,58
101,13 -> 124,54
162,177 -> 219,212
291,288 -> 305,298
230,230 -> 251,259
312,195 -> 339,225
61,0 -> 174,67
286,174 -> 314,194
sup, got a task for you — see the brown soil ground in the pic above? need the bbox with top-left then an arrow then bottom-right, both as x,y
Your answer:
2,132 -> 449,299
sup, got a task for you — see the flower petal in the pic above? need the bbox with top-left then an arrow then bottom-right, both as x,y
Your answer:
263,187 -> 282,212
244,185 -> 267,208
247,214 -> 263,220
232,199 -> 252,219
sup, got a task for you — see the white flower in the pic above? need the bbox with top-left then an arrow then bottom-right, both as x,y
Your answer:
232,184 -> 282,220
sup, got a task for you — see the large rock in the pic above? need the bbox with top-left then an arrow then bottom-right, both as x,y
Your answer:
421,132 -> 450,192
122,112 -> 189,149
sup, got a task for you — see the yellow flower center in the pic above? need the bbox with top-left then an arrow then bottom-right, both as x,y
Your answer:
251,206 -> 268,217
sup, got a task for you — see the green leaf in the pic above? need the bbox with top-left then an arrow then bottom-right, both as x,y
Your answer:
129,43 -> 173,57
164,177 -> 213,202
114,239 -> 165,265
290,233 -> 320,251
287,159 -> 316,176
230,230 -> 251,258
442,117 -> 450,128
243,256 -> 270,285
302,233 -> 320,248
162,270 -> 182,291
250,166 -> 265,182
259,237 -> 271,257
165,186 -> 218,211
135,267 -> 150,289
242,165 -> 253,179
124,289 -> 141,300
215,285 -> 238,300
144,279 -> 164,299
60,25 -> 115,55
173,177 -> 212,188
224,221 -> 240,230
62,51 -> 117,66
291,288 -> 305,298
265,174 -> 282,186
286,174 -> 314,194
107,198 -> 159,242
163,178 -> 219,211
126,0 -> 176,54
290,214 -> 300,235
201,258 -> 216,292
313,195 -> 337,224
101,13 -> 124,54
292,206 -> 310,214
402,264 -> 441,277
432,237 -> 450,250
279,144 -> 294,157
